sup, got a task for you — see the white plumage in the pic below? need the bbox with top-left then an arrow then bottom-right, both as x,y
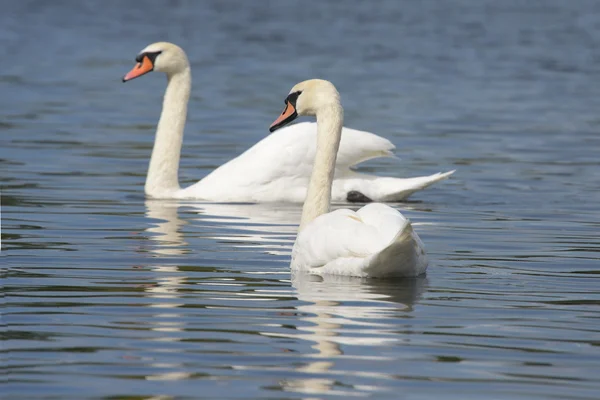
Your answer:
291,203 -> 428,278
123,42 -> 453,203
180,121 -> 454,202
269,79 -> 430,278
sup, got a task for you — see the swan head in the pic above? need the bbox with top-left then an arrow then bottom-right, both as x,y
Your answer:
122,42 -> 189,82
269,79 -> 341,132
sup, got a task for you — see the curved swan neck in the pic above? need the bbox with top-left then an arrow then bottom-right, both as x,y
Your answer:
145,67 -> 191,198
299,103 -> 344,231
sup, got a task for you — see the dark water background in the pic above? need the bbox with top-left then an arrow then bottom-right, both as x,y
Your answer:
3,0 -> 600,399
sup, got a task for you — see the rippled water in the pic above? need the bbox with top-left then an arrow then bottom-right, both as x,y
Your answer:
3,1 -> 600,399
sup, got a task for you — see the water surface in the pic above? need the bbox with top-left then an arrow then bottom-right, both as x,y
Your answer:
3,1 -> 600,399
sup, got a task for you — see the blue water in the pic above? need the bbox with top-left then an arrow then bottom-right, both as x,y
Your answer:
3,1 -> 600,399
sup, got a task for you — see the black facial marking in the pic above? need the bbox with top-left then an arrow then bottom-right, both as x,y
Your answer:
269,91 -> 302,133
135,51 -> 162,63
346,191 -> 373,203
285,91 -> 302,106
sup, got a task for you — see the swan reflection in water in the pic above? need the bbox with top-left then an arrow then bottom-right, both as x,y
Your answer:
145,199 -> 427,255
140,199 -> 298,381
268,272 -> 427,396
140,200 -> 427,393
140,200 -> 190,382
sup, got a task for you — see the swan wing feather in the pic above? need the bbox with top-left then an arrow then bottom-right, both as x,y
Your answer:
291,203 -> 424,277
182,122 -> 396,201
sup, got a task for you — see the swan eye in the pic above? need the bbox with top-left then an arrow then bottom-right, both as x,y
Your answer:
285,91 -> 302,105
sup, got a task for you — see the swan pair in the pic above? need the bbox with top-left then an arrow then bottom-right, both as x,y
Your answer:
123,42 -> 437,278
122,42 -> 454,203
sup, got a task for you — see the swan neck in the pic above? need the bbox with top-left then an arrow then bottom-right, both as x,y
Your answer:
145,68 -> 191,198
299,104 -> 344,231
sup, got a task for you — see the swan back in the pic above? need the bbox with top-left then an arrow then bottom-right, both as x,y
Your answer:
290,203 -> 427,278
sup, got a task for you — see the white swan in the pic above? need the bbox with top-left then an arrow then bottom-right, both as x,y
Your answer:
123,42 -> 454,202
269,79 -> 428,278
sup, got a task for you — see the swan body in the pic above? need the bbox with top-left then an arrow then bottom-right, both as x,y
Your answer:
291,203 -> 427,277
180,122 -> 454,202
270,79 -> 428,278
123,42 -> 453,203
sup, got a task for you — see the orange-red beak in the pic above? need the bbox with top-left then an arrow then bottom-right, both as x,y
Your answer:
122,55 -> 154,82
269,101 -> 298,132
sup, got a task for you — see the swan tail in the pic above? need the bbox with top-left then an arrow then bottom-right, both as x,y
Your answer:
333,170 -> 455,202
366,223 -> 429,278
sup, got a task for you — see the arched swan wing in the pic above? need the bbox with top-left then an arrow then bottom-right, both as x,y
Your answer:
291,203 -> 410,270
183,122 -> 396,201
